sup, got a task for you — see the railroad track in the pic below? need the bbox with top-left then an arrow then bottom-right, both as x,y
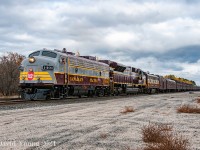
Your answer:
0,94 -> 140,106
0,92 -> 192,106
0,99 -> 32,105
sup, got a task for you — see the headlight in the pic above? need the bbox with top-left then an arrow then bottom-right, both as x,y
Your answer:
29,57 -> 35,63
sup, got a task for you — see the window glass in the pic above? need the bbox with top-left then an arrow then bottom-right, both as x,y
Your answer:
94,70 -> 97,76
29,51 -> 40,57
89,70 -> 93,76
75,68 -> 78,73
88,70 -> 91,76
70,68 -> 75,74
77,68 -> 81,74
82,69 -> 85,75
42,51 -> 57,58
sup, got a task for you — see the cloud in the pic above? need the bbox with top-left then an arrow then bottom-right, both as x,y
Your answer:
0,0 -> 200,84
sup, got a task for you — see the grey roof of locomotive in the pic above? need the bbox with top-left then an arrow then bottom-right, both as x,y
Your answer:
53,49 -> 109,68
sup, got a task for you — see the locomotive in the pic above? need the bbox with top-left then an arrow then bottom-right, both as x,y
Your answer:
19,48 -> 200,100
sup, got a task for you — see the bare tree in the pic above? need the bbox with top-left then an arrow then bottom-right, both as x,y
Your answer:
0,52 -> 24,96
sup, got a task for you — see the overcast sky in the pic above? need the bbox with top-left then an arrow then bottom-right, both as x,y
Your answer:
0,0 -> 200,84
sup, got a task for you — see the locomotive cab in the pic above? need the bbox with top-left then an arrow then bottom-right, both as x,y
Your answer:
20,50 -> 58,83
19,49 -> 60,100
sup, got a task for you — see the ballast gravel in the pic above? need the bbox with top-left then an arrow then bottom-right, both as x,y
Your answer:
0,92 -> 200,150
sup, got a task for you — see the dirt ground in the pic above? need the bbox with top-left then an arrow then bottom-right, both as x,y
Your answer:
0,92 -> 200,150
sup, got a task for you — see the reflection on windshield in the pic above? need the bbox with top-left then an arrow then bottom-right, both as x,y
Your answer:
29,51 -> 40,57
42,51 -> 57,58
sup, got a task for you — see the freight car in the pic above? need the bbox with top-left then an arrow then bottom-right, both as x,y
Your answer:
19,48 -> 199,100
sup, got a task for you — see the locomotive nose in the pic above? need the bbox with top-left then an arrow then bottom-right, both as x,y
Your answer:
20,56 -> 55,83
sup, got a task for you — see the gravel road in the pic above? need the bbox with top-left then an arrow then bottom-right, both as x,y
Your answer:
0,92 -> 200,150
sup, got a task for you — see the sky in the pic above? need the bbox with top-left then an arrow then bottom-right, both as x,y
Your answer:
0,0 -> 200,84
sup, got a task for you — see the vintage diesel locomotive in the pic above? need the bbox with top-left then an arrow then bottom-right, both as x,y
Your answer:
19,48 -> 200,100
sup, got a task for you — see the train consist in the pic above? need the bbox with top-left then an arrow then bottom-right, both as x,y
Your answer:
19,48 -> 200,100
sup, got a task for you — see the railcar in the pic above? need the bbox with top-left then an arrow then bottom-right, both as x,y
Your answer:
176,81 -> 183,92
145,74 -> 160,93
182,83 -> 187,91
134,68 -> 147,90
157,75 -> 167,92
99,60 -> 139,95
99,60 -> 148,95
166,79 -> 176,92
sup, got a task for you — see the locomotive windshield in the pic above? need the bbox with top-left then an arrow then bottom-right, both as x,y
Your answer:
42,51 -> 57,58
29,51 -> 40,57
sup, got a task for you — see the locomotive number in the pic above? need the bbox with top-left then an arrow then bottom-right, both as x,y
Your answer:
42,65 -> 54,70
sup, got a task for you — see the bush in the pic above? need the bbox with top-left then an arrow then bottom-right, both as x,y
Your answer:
120,106 -> 135,114
141,123 -> 190,150
141,123 -> 172,143
177,104 -> 200,114
197,98 -> 200,104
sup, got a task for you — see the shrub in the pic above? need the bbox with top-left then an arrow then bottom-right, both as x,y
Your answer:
120,106 -> 135,114
100,133 -> 108,139
197,98 -> 200,104
141,123 -> 172,143
177,104 -> 200,114
143,134 -> 189,150
141,123 -> 189,150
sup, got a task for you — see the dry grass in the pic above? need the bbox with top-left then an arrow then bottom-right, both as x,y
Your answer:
120,106 -> 135,114
141,123 -> 190,150
196,98 -> 200,104
177,104 -> 200,114
141,123 -> 173,143
100,133 -> 108,139
143,135 -> 189,150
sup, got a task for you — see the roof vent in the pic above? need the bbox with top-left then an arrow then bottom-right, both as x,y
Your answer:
62,48 -> 67,53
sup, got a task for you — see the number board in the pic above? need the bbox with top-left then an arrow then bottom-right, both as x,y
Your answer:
42,65 -> 54,70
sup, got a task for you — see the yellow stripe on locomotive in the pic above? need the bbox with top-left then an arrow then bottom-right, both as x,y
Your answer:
20,72 -> 52,81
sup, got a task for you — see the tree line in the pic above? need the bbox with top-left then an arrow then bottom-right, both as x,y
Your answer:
164,74 -> 196,85
0,52 -> 24,96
